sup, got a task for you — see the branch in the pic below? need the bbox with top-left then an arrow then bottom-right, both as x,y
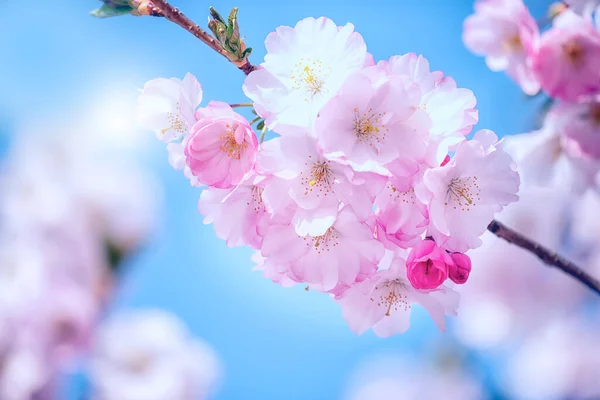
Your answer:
487,219 -> 600,295
149,0 -> 256,75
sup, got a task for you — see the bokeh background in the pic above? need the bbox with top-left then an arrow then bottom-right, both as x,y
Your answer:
0,0 -> 578,399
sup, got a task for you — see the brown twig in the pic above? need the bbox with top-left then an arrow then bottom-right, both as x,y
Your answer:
488,219 -> 600,295
149,0 -> 256,75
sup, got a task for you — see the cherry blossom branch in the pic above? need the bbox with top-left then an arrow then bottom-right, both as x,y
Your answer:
487,219 -> 600,295
149,0 -> 257,75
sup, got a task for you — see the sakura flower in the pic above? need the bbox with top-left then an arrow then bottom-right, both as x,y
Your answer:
242,17 -> 369,130
344,355 -> 488,400
137,73 -> 202,142
197,174 -> 270,249
90,310 -> 221,400
506,318 -> 600,400
448,253 -> 472,284
337,253 -> 459,337
564,0 -> 600,18
374,170 -> 429,249
258,134 -> 385,235
185,101 -> 258,189
463,0 -> 540,95
315,68 -> 428,170
533,11 -> 600,101
406,239 -> 452,290
551,99 -> 600,161
261,206 -> 384,292
504,113 -> 600,193
379,53 -> 478,165
417,130 -> 520,253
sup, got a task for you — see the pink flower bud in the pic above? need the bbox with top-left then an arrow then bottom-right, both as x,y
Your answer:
406,239 -> 452,290
448,252 -> 472,284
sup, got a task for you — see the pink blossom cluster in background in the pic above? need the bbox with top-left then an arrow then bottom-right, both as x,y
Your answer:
138,16 -> 522,338
0,132 -> 220,400
464,0 -> 600,192
454,1 -> 600,398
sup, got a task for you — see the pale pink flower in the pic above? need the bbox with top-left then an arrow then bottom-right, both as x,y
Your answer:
374,168 -> 429,249
417,130 -> 520,253
337,253 -> 459,337
251,251 -> 297,288
448,253 -> 472,284
258,134 -> 385,236
344,355 -> 488,400
506,318 -> 600,400
406,239 -> 452,290
197,174 -> 270,249
260,206 -> 384,292
533,11 -> 600,101
166,139 -> 202,186
185,101 -> 258,189
137,73 -> 202,142
463,0 -> 540,95
564,0 -> 600,18
91,310 -> 221,400
315,67 -> 428,170
379,53 -> 479,165
242,17 -> 369,130
504,116 -> 600,193
551,99 -> 600,161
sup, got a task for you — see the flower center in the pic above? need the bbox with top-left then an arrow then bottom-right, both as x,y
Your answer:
159,103 -> 188,138
125,352 -> 152,374
291,58 -> 329,99
300,157 -> 334,196
445,176 -> 480,211
220,125 -> 247,159
502,34 -> 523,52
353,108 -> 388,147
304,227 -> 339,254
388,184 -> 416,205
372,279 -> 410,316
247,186 -> 266,214
563,39 -> 584,66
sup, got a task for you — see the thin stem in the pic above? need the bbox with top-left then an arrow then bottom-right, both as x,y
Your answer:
229,103 -> 254,108
149,0 -> 256,75
249,116 -> 262,125
488,219 -> 600,295
260,125 -> 267,143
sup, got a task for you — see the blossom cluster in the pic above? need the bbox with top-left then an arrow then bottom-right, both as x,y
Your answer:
139,16 -> 520,337
464,0 -> 600,192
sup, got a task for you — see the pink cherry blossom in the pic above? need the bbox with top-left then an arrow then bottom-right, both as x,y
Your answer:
406,239 -> 452,290
185,101 -> 258,189
379,53 -> 479,165
417,129 -> 520,253
242,17 -> 370,130
533,11 -> 600,101
551,99 -> 600,161
258,134 -> 385,236
564,0 -> 600,18
375,166 -> 429,249
260,206 -> 384,292
137,73 -> 202,142
315,67 -> 428,170
448,253 -> 472,284
337,253 -> 459,337
504,113 -> 600,193
463,0 -> 540,95
197,174 -> 270,249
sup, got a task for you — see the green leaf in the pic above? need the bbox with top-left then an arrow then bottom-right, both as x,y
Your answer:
209,6 -> 227,25
90,4 -> 133,18
241,47 -> 253,58
256,120 -> 265,131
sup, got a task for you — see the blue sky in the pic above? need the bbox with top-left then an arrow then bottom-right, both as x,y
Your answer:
1,1 -> 552,398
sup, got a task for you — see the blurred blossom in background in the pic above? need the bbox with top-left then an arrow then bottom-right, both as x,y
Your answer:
1,0 -> 600,399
